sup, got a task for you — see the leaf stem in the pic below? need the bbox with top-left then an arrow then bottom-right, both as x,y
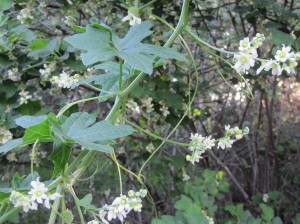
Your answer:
112,150 -> 123,195
139,0 -> 157,10
48,184 -> 63,224
56,93 -> 120,118
31,139 -> 39,181
134,0 -> 140,8
0,207 -> 22,223
68,187 -> 85,224
119,58 -> 123,91
121,117 -> 192,147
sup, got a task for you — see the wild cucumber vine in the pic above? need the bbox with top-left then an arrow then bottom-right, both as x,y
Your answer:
0,0 -> 299,223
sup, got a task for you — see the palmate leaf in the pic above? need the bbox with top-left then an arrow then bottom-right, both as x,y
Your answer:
64,21 -> 186,74
1,112 -> 133,154
52,112 -> 134,153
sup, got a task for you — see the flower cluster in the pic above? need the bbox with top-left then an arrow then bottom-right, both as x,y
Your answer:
233,33 -> 300,76
17,7 -> 33,24
159,100 -> 170,117
0,128 -> 13,144
95,189 -> 147,223
187,125 -> 249,165
233,33 -> 265,73
126,99 -> 141,115
19,90 -> 32,105
186,133 -> 215,164
257,45 -> 300,76
122,12 -> 141,26
51,71 -> 80,88
7,68 -> 21,81
39,63 -> 56,82
9,178 -> 61,213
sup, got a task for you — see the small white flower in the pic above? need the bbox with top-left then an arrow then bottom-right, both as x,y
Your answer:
87,220 -> 100,224
218,137 -> 234,150
107,205 -> 127,222
122,12 -> 141,26
275,45 -> 294,62
282,60 -> 297,74
233,53 -> 255,73
239,37 -> 251,52
182,172 -> 190,181
112,195 -> 130,212
28,178 -> 48,204
257,60 -> 283,75
99,210 -> 109,224
51,71 -> 79,88
186,154 -> 201,165
19,90 -> 32,105
10,191 -> 34,213
202,136 -> 215,149
263,193 -> 269,202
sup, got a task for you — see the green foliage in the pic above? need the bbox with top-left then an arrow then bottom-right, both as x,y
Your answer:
64,21 -> 185,74
49,141 -> 71,177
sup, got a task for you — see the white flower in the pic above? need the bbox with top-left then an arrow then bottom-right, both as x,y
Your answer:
122,12 -> 141,26
182,173 -> 190,181
19,90 -> 32,105
146,143 -> 155,153
218,137 -> 234,150
263,194 -> 269,203
112,195 -> 130,212
87,220 -> 100,224
17,7 -> 33,24
49,192 -> 62,200
202,136 -> 215,149
189,133 -> 205,149
51,71 -> 79,88
275,45 -> 294,62
28,178 -> 49,204
99,210 -> 109,224
257,60 -> 283,75
10,191 -> 34,213
282,60 -> 297,74
186,154 -> 201,165
239,38 -> 251,52
126,99 -> 141,114
233,53 -> 255,73
107,205 -> 127,222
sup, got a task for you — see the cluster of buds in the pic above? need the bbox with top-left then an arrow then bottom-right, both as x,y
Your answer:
257,45 -> 300,75
186,133 -> 216,164
19,90 -> 32,105
93,189 -> 147,223
39,63 -> 56,81
186,125 -> 249,165
233,33 -> 300,76
51,71 -> 80,88
17,7 -> 33,24
233,33 -> 265,73
9,178 -> 61,213
0,128 -> 13,144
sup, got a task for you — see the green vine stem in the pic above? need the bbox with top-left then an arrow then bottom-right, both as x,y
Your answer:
122,118 -> 192,147
48,184 -> 63,224
31,139 -> 39,181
